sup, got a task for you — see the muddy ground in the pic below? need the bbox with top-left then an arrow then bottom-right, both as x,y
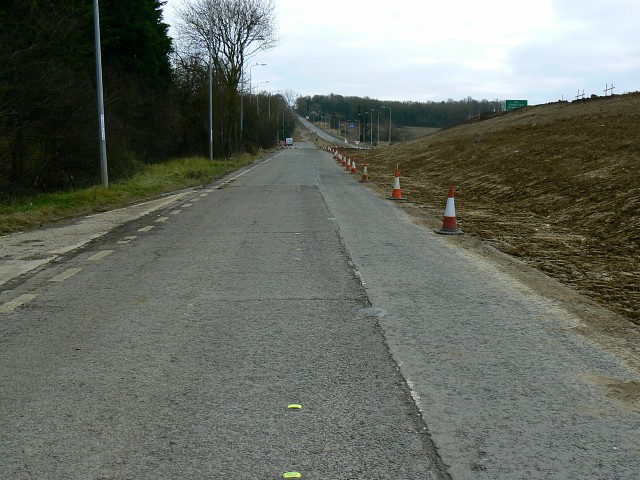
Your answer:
331,93 -> 639,327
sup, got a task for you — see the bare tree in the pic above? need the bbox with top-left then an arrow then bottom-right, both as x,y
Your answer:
178,0 -> 277,75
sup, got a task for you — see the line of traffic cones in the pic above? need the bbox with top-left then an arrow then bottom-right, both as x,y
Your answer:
326,147 -> 462,235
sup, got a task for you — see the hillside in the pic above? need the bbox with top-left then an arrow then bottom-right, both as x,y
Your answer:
345,93 -> 640,324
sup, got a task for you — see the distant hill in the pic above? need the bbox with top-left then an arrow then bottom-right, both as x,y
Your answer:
348,92 -> 640,324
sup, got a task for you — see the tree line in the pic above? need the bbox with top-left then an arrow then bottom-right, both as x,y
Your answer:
0,0 -> 289,196
295,94 -> 504,143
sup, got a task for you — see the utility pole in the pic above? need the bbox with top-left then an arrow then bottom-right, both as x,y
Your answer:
93,0 -> 108,188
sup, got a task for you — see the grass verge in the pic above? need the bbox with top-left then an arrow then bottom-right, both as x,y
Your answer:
0,153 -> 264,236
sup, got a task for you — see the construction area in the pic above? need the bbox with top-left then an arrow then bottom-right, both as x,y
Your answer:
317,93 -> 639,334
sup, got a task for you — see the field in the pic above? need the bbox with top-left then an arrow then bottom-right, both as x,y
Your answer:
340,93 -> 639,326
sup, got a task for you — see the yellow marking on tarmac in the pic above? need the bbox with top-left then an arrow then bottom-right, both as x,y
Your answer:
183,203 -> 193,208
50,268 -> 82,282
155,216 -> 170,223
88,250 -> 114,261
0,294 -> 38,314
169,210 -> 182,215
138,226 -> 155,232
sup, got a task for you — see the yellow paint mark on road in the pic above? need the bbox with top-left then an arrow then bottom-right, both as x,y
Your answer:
287,404 -> 302,410
169,210 -> 182,215
138,226 -> 155,232
88,250 -> 114,261
0,294 -> 38,314
50,268 -> 82,283
155,216 -> 170,223
283,472 -> 302,479
183,203 -> 193,208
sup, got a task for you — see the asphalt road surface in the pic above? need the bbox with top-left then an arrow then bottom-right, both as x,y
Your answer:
1,142 -> 639,479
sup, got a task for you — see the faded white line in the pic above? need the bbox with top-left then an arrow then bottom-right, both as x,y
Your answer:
169,210 -> 182,215
155,217 -> 170,223
138,226 -> 155,232
50,268 -> 82,283
88,250 -> 114,261
117,236 -> 138,244
183,203 -> 193,208
0,294 -> 38,314
216,151 -> 286,188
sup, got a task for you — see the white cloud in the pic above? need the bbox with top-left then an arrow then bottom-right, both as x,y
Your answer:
164,0 -> 640,104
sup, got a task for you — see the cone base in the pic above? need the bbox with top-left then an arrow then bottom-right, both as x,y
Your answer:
386,196 -> 407,201
434,228 -> 463,235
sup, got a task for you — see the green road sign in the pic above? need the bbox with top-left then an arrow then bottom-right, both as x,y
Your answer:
506,100 -> 528,111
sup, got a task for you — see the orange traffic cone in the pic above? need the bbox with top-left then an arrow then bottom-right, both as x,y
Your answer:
435,185 -> 463,235
386,165 -> 405,200
351,160 -> 357,174
346,158 -> 352,171
360,164 -> 370,183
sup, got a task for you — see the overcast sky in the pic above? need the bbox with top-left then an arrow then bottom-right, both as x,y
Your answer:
162,0 -> 640,105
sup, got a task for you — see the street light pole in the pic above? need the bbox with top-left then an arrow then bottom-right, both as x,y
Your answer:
93,0 -> 108,188
382,106 -> 391,145
208,24 -> 213,161
365,112 -> 372,145
372,109 -> 380,146
249,63 -> 266,103
255,81 -> 269,114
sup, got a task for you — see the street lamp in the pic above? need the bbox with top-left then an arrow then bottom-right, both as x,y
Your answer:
382,106 -> 391,145
365,112 -> 372,145
357,113 -> 365,144
249,63 -> 266,102
372,109 -> 380,146
255,81 -> 269,114
93,0 -> 108,187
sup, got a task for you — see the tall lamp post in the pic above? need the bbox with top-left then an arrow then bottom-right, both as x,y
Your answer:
241,63 -> 266,142
357,113 -> 365,144
255,81 -> 269,114
249,63 -> 266,102
382,106 -> 391,145
372,109 -> 380,146
93,0 -> 108,188
365,112 -> 372,146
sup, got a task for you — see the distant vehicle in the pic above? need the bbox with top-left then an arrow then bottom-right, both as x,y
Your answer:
285,138 -> 294,147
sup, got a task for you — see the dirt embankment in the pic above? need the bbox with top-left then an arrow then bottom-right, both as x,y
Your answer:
342,93 -> 640,325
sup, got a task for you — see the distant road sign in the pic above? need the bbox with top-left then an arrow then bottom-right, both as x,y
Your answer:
506,100 -> 528,111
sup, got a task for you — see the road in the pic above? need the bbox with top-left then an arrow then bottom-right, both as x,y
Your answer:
1,141 -> 639,479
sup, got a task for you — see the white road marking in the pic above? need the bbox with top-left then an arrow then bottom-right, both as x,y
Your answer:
191,198 -> 200,202
137,226 -> 155,232
0,294 -> 38,314
199,193 -> 208,197
183,203 -> 192,208
88,250 -> 114,261
169,210 -> 182,215
155,217 -> 169,223
50,268 -> 82,283
117,236 -> 138,244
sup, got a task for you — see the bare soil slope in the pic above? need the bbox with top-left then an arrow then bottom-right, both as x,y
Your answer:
346,93 -> 639,324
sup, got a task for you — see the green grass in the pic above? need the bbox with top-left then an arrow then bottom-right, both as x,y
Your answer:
0,153 -> 265,236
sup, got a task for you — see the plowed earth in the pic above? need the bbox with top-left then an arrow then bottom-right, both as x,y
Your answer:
336,93 -> 639,326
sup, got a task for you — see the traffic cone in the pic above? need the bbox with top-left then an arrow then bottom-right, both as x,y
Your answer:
386,165 -> 405,200
435,185 -> 463,235
351,160 -> 357,174
346,158 -> 352,171
360,164 -> 370,183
